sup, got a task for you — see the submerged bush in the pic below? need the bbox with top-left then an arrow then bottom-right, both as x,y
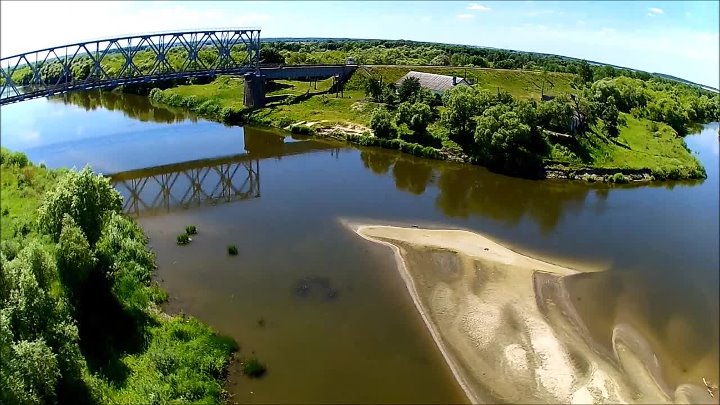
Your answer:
227,245 -> 238,256
240,357 -> 266,378
185,225 -> 197,235
177,233 -> 190,246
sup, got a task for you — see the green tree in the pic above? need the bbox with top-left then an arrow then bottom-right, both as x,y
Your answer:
57,214 -> 95,295
364,77 -> 382,102
441,86 -> 481,144
398,76 -> 421,103
382,82 -> 397,106
602,96 -> 621,137
37,166 -> 122,245
474,105 -> 544,175
537,96 -> 575,133
2,339 -> 61,405
370,108 -> 396,139
578,60 -> 593,84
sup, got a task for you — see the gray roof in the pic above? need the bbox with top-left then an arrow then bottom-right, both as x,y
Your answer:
397,71 -> 470,93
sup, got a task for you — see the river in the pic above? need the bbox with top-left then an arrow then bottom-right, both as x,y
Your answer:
1,89 -> 717,403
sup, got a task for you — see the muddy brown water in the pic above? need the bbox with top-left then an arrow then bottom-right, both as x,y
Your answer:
1,89 -> 717,403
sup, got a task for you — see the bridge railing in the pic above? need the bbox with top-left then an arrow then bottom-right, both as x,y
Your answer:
0,29 -> 261,105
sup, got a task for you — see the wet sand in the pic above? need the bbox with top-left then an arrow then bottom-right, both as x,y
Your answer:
346,223 -> 717,404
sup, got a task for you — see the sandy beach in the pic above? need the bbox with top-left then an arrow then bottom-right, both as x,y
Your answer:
346,222 -> 717,404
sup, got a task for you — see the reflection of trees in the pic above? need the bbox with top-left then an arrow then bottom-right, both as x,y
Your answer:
435,166 -> 592,234
50,90 -> 197,124
360,150 -> 397,175
243,126 -> 286,156
392,159 -> 433,195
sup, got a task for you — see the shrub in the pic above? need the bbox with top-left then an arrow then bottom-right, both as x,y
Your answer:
227,245 -> 238,256
610,172 -> 629,184
240,357 -> 266,378
0,149 -> 29,168
37,166 -> 122,245
370,108 -> 396,139
57,215 -> 95,294
185,225 -> 197,235
290,124 -> 315,135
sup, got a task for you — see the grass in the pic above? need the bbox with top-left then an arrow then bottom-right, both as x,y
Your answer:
546,114 -> 705,179
97,316 -> 238,403
363,65 -> 576,99
0,149 -> 67,241
227,245 -> 238,256
185,225 -> 197,235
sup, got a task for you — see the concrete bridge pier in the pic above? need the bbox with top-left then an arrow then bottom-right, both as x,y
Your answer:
243,72 -> 266,108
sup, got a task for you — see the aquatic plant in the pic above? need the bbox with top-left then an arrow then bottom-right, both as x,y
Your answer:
185,225 -> 197,235
177,233 -> 190,245
240,357 -> 266,378
227,245 -> 238,256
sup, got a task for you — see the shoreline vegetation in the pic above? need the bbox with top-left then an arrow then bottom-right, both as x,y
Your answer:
135,40 -> 717,183
0,149 -> 240,404
345,221 -> 716,404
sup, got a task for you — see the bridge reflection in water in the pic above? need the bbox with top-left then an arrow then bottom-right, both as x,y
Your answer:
108,127 -> 339,216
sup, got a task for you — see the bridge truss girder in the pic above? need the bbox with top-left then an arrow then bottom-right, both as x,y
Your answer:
1,29 -> 260,105
112,159 -> 260,217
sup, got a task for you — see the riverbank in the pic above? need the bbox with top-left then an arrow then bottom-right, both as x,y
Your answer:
346,222 -> 716,404
146,70 -> 708,183
0,150 -> 238,403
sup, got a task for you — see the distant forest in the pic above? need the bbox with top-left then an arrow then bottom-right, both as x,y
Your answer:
261,38 -> 719,92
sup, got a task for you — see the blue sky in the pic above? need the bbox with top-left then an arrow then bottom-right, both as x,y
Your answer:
1,1 -> 718,87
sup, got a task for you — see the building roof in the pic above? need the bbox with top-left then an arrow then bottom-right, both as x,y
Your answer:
396,71 -> 470,93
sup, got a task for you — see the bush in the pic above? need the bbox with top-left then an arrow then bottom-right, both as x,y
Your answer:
227,245 -> 238,256
185,225 -> 197,235
610,172 -> 629,184
240,357 -> 266,378
290,124 -> 315,135
57,215 -> 95,295
0,149 -> 29,168
37,166 -> 122,245
370,108 -> 396,139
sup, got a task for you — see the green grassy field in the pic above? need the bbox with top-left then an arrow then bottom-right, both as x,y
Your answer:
164,75 -> 247,111
363,65 -> 576,99
546,114 -> 705,178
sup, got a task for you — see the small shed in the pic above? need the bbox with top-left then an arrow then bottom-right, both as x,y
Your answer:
396,71 -> 470,94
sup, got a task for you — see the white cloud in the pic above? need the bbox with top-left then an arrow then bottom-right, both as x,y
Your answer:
457,13 -> 475,20
467,3 -> 491,12
648,7 -> 664,16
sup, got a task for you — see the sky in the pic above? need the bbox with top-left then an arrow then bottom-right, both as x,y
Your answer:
1,1 -> 718,88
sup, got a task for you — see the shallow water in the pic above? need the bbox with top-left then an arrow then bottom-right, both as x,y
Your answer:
1,89 -> 717,402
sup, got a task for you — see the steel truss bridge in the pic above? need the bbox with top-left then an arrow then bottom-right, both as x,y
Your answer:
1,29 -> 261,105
110,155 -> 260,217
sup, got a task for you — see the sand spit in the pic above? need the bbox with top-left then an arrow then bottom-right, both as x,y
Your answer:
346,223 -> 716,404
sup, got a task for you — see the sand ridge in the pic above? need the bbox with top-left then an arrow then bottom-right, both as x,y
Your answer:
345,222 -> 717,404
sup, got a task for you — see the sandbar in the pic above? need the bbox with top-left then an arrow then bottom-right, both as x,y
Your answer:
345,222 -> 717,404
